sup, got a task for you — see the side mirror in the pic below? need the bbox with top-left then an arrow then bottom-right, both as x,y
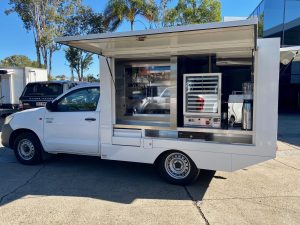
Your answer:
46,101 -> 57,111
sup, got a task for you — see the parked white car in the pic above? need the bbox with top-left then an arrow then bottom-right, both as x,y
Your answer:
2,83 -> 101,162
228,94 -> 253,126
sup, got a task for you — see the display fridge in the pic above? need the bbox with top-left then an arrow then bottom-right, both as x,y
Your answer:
183,73 -> 222,128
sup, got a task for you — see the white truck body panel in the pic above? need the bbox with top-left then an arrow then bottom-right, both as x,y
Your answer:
43,110 -> 100,155
99,38 -> 280,172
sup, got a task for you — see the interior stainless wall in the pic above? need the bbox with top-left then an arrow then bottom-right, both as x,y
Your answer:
114,58 -> 178,129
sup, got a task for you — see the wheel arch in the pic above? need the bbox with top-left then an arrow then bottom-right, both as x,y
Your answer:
9,129 -> 41,149
154,149 -> 195,166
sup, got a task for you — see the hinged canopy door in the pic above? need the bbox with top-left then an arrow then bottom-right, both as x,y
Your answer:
56,19 -> 257,58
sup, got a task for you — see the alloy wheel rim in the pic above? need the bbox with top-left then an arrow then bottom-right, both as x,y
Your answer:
165,153 -> 191,179
18,139 -> 35,160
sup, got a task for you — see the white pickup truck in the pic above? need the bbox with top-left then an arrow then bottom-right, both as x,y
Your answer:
1,84 -> 101,163
1,21 -> 280,185
1,83 -> 199,184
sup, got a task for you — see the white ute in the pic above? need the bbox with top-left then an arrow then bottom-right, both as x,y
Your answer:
1,19 -> 280,185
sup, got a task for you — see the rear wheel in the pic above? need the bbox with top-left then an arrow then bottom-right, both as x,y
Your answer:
13,132 -> 43,165
157,151 -> 199,185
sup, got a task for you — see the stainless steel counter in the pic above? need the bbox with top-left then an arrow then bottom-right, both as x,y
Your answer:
114,124 -> 253,136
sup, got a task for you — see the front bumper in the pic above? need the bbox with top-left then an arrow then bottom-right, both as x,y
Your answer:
1,123 -> 13,148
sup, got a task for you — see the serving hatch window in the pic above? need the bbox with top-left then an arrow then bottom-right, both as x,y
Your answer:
115,61 -> 172,126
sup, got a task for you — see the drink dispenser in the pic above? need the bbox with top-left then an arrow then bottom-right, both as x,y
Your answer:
242,82 -> 253,131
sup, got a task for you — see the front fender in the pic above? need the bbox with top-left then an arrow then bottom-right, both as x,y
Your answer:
9,108 -> 46,149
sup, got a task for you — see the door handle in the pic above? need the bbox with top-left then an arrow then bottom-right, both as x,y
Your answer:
85,118 -> 96,121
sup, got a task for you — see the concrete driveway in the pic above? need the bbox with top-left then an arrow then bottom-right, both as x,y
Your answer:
0,116 -> 299,225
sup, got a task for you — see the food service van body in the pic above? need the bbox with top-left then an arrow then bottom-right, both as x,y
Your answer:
1,19 -> 280,184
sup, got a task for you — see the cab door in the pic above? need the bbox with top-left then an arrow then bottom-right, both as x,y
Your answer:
43,87 -> 100,155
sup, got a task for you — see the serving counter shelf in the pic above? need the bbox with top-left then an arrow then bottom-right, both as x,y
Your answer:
177,127 -> 253,135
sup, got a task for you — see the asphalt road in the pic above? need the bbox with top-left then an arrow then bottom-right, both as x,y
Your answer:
0,115 -> 299,225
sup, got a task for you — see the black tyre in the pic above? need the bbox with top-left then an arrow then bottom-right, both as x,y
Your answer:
157,151 -> 199,185
13,132 -> 43,165
229,116 -> 235,127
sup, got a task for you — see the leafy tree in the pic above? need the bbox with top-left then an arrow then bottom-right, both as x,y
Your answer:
64,6 -> 107,36
6,0 -> 81,76
164,0 -> 221,26
104,0 -> 159,31
158,0 -> 171,28
258,13 -> 264,38
64,6 -> 108,82
85,74 -> 99,82
0,55 -> 43,68
65,47 -> 93,82
55,75 -> 67,80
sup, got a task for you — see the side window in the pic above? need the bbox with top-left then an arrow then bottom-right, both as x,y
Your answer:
56,87 -> 100,112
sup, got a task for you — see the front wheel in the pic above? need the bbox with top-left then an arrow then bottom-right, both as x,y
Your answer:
157,151 -> 199,185
13,132 -> 43,165
229,116 -> 235,127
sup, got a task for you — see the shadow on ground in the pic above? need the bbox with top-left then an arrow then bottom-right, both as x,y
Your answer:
278,114 -> 300,148
1,114 -> 298,207
0,149 -> 215,206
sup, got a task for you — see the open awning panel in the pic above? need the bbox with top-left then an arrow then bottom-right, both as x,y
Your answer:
56,19 -> 257,58
280,46 -> 300,64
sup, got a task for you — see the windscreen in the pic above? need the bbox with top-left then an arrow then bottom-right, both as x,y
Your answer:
23,83 -> 63,97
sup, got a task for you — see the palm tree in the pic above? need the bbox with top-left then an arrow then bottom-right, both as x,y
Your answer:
104,0 -> 158,31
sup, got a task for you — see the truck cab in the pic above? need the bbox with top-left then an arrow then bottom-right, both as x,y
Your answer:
2,83 -> 100,159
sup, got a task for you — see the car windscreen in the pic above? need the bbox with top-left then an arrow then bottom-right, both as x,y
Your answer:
23,83 -> 63,97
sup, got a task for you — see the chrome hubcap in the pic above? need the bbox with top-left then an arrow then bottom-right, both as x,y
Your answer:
18,139 -> 35,160
165,153 -> 191,179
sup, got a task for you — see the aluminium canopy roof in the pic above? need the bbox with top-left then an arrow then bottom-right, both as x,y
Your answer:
55,19 -> 258,58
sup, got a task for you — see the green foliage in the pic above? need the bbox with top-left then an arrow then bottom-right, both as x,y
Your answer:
65,47 -> 93,82
64,5 -> 108,81
258,13 -> 264,38
6,0 -> 83,75
158,0 -> 171,27
64,5 -> 108,36
85,74 -> 99,82
48,75 -> 55,80
55,75 -> 67,80
164,0 -> 221,26
104,0 -> 159,31
0,55 -> 44,68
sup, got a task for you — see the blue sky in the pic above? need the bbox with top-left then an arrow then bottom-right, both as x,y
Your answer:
0,0 -> 261,78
